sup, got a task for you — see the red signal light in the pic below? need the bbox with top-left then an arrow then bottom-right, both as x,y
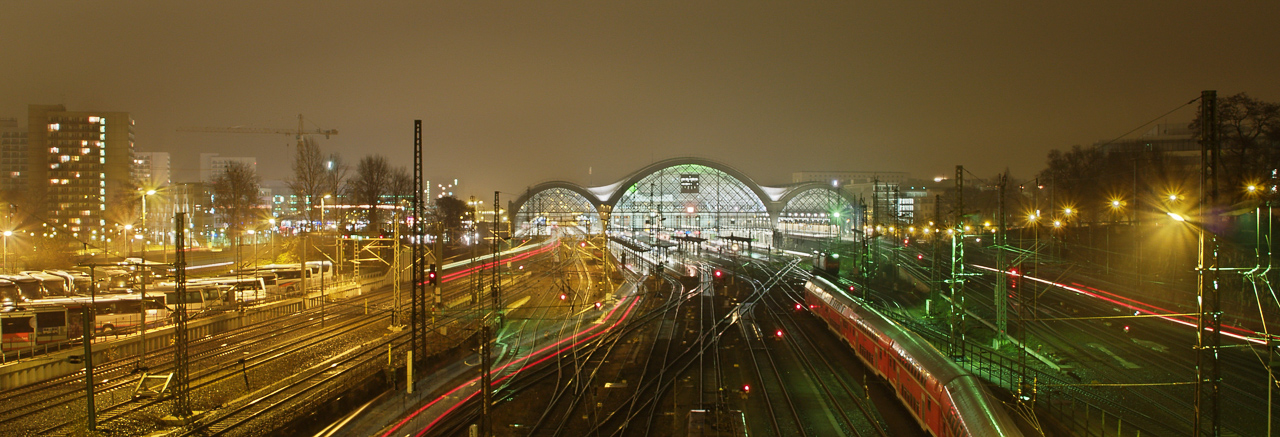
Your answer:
594,302 -> 602,309
743,384 -> 750,393
713,270 -> 723,278
775,329 -> 783,338
559,293 -> 567,301
794,303 -> 802,311
917,254 -> 924,260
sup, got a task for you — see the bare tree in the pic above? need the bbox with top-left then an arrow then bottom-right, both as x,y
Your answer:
287,137 -> 326,226
322,152 -> 349,202
211,161 -> 263,249
1191,92 -> 1280,194
347,155 -> 411,235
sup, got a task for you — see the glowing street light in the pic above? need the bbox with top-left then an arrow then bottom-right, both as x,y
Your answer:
2,230 -> 10,274
1168,212 -> 1187,222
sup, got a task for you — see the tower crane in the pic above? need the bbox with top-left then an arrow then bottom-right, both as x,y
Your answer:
176,114 -> 338,150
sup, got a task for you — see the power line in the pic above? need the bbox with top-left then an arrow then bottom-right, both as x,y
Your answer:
1095,96 -> 1202,149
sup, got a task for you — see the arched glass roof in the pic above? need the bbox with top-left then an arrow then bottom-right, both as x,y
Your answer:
513,187 -> 599,236
609,164 -> 770,237
778,187 -> 857,237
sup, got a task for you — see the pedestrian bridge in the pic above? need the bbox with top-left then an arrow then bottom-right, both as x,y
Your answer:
508,157 -> 858,248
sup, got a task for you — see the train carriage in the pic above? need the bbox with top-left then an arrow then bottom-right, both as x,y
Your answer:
804,277 -> 1023,437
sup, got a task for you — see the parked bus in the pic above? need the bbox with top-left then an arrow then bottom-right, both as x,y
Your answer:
31,294 -> 169,336
254,264 -> 317,296
198,276 -> 274,305
151,283 -> 227,315
22,271 -> 70,297
1,274 -> 45,301
0,306 -> 69,352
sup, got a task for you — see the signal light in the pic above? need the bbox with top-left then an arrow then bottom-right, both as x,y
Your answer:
559,293 -> 567,301
594,302 -> 602,309
743,384 -> 750,393
794,303 -> 802,311
427,263 -> 438,285
917,254 -> 924,260
775,329 -> 783,338
580,241 -> 587,248
713,270 -> 723,278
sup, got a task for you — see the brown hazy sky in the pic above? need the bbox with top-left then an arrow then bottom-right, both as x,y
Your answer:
4,1 -> 1278,197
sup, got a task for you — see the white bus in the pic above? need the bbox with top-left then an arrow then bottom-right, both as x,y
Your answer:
26,293 -> 169,336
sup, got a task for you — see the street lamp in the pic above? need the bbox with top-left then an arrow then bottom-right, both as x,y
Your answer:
2,230 -> 10,274
268,218 -> 277,262
124,224 -> 134,257
141,189 -> 156,261
321,194 -> 332,232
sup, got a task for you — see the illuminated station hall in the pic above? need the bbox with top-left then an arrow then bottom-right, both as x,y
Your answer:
508,157 -> 859,253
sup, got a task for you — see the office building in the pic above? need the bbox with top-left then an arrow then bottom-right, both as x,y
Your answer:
28,104 -> 134,237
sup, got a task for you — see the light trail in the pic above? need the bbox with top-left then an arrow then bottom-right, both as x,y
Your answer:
971,264 -> 1267,345
380,294 -> 640,437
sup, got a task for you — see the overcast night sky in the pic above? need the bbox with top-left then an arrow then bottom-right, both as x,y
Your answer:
4,2 -> 1279,197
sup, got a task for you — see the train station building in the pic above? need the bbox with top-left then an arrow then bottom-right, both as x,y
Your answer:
508,157 -> 859,250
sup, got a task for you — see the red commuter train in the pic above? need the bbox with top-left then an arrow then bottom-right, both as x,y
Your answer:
804,277 -> 1024,437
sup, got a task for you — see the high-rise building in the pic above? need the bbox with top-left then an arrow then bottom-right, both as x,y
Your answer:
199,152 -> 256,183
133,151 -> 171,189
0,117 -> 27,194
28,104 -> 135,237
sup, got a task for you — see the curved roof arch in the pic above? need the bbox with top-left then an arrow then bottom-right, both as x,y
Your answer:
508,181 -> 602,222
601,157 -> 771,208
775,181 -> 861,209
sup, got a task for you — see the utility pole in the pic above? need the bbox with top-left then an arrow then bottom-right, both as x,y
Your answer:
83,266 -> 97,431
929,194 -> 941,315
480,191 -> 502,436
948,165 -> 966,360
1193,89 -> 1222,437
172,212 -> 191,419
411,120 -> 424,370
994,173 -> 1008,347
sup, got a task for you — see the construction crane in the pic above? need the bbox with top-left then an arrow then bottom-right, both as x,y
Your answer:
176,114 -> 338,150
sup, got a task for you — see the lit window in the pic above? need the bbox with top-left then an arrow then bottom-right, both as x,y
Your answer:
99,188 -> 105,195
99,134 -> 105,140
48,123 -> 60,132
101,118 -> 107,124
81,148 -> 90,155
88,116 -> 99,123
99,126 -> 105,133
49,178 -> 59,184
50,163 -> 58,169
60,155 -> 70,162
80,210 -> 91,216
81,140 -> 88,146
99,158 -> 104,164
50,147 -> 59,153
61,179 -> 69,184
70,218 -> 81,224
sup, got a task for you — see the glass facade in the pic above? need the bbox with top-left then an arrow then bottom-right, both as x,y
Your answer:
609,164 -> 769,245
509,160 -> 865,250
779,187 -> 856,238
513,187 -> 599,236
